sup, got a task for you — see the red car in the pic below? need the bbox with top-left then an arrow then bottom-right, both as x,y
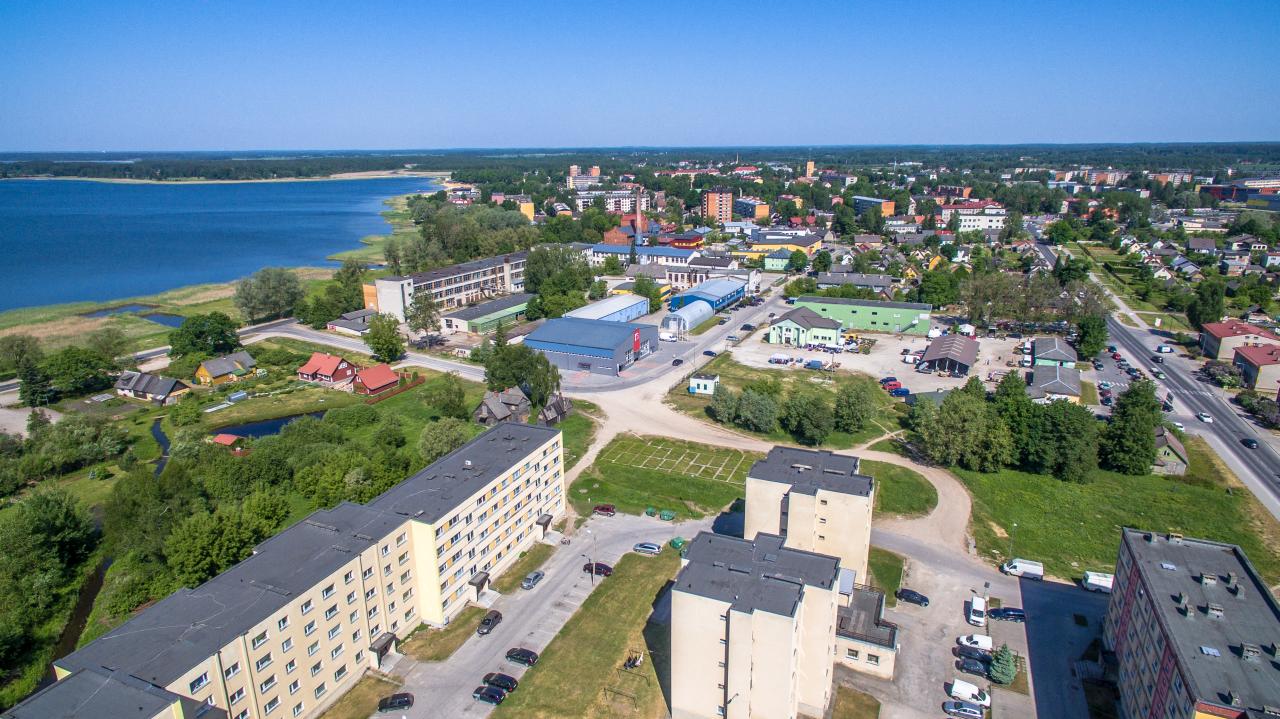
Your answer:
583,562 -> 613,577
592,504 -> 616,517
882,381 -> 902,391
1111,353 -> 1123,360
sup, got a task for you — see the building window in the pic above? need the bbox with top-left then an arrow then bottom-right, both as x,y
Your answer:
310,661 -> 322,677
344,570 -> 354,584
307,641 -> 319,657
285,659 -> 296,674
330,644 -> 344,659
328,625 -> 341,640
321,584 -> 335,600
304,620 -> 316,636
229,688 -> 245,705
346,591 -> 356,605
324,605 -> 338,620
255,653 -> 272,671
292,703 -> 304,717
265,697 -> 280,714
235,711 -> 249,719
301,600 -> 313,615
846,649 -> 859,659
289,680 -> 300,695
251,631 -> 269,650
260,675 -> 277,692
223,662 -> 240,679
189,673 -> 209,693
314,683 -> 327,699
281,638 -> 293,653
867,654 -> 880,665
277,616 -> 290,631
334,665 -> 348,681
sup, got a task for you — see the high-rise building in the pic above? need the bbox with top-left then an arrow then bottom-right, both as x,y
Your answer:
1103,528 -> 1280,719
805,160 -> 815,177
701,187 -> 733,224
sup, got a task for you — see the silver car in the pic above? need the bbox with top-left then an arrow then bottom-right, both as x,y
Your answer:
633,542 -> 662,556
520,570 -> 544,590
943,700 -> 985,718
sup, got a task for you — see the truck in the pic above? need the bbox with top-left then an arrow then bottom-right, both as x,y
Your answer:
804,359 -> 826,370
1083,571 -> 1114,593
1000,558 -> 1044,581
659,332 -> 676,342
769,353 -> 791,365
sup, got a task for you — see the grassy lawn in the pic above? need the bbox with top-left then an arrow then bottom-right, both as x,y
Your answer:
867,547 -> 904,607
956,436 -> 1280,584
492,552 -> 677,719
1135,312 -> 1191,332
560,411 -> 598,471
868,437 -> 907,455
203,385 -> 364,428
400,605 -> 486,662
829,686 -> 881,719
492,543 -> 556,594
318,672 -> 403,719
1080,380 -> 1099,406
571,435 -> 763,520
690,315 -> 722,335
667,354 -> 898,450
249,336 -> 374,363
863,459 -> 936,518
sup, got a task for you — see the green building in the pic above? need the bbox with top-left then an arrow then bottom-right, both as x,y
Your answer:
763,249 -> 794,272
442,293 -> 532,334
794,296 -> 931,335
1031,337 -> 1077,368
768,307 -> 842,346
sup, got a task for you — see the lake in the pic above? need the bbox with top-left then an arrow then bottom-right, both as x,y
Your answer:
0,177 -> 441,312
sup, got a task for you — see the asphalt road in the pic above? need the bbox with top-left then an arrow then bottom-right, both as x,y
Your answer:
1105,315 -> 1280,519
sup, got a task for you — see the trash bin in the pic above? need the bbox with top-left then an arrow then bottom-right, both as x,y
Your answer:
645,507 -> 656,517
669,537 -> 686,550
659,509 -> 676,521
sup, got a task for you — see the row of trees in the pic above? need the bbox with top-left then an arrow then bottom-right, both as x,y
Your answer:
2,329 -> 136,409
707,379 -> 878,446
907,375 -> 1161,482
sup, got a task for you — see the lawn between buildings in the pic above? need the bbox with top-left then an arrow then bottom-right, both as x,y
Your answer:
828,685 -> 882,719
570,435 -> 763,520
667,354 -> 902,450
316,672 -> 403,719
400,605 -> 487,662
958,436 -> 1280,585
867,547 -> 905,608
491,551 -> 678,719
862,459 -> 936,518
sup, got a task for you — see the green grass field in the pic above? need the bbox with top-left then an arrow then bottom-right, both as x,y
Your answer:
492,543 -> 556,594
668,354 -> 899,449
571,435 -> 763,519
492,552 -> 677,719
957,436 -> 1280,584
863,459 -> 936,518
318,673 -> 403,719
868,547 -> 904,607
830,686 -> 881,719
400,605 -> 487,662
690,315 -> 722,335
1079,380 -> 1099,406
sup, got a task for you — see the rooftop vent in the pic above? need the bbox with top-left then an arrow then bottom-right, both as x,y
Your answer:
1168,532 -> 1184,544
353,533 -> 373,541
464,460 -> 473,469
1200,645 -> 1222,657
1241,643 -> 1262,661
1201,572 -> 1218,586
1207,603 -> 1225,619
1227,571 -> 1238,586
763,553 -> 778,563
1262,705 -> 1280,717
1225,691 -> 1241,707
1160,562 -> 1177,571
790,463 -> 813,472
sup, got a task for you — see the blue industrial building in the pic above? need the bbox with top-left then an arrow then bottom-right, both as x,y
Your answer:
523,318 -> 659,376
667,278 -> 747,312
563,294 -> 650,323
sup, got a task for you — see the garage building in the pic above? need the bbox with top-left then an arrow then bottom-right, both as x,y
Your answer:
442,293 -> 533,334
917,335 -> 979,375
794,296 -> 931,336
564,294 -> 650,323
668,278 -> 746,312
524,317 -> 659,376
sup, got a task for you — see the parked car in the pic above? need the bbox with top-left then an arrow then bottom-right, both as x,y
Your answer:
1111,352 -> 1123,360
740,324 -> 754,331
956,657 -> 989,678
1243,438 -> 1260,449
967,595 -> 987,627
954,645 -> 992,662
944,700 -> 986,718
477,610 -> 502,635
521,570 -> 545,590
1197,412 -> 1214,423
1092,361 -> 1104,370
703,350 -> 718,357
882,380 -> 903,391
483,672 -> 519,693
1151,355 -> 1165,364
889,387 -> 911,397
1001,558 -> 1044,580
1171,421 -> 1185,430
1156,345 -> 1173,353
1101,396 -> 1113,406
957,634 -> 992,650
990,607 -> 1027,623
1098,381 -> 1112,389
672,358 -> 684,366
593,504 -> 616,517
473,686 -> 506,705
583,562 -> 613,577
894,588 -> 929,606
1153,370 -> 1167,380
1083,571 -> 1114,593
633,542 -> 662,556
880,376 -> 899,384
506,648 -> 539,666
377,693 -> 414,711
948,678 -> 991,707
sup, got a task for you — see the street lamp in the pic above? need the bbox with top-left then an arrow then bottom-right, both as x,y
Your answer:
1009,522 -> 1018,559
581,553 -> 595,586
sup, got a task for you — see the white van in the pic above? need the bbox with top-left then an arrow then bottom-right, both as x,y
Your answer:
949,678 -> 992,707
1083,571 -> 1115,593
958,634 -> 993,651
967,595 -> 987,627
1001,558 -> 1045,581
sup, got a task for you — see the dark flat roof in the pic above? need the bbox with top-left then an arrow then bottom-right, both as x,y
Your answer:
837,586 -> 897,649
2,668 -> 208,719
1118,528 -> 1280,715
444,293 -> 533,321
921,335 -> 979,367
674,533 -> 840,617
749,447 -> 872,496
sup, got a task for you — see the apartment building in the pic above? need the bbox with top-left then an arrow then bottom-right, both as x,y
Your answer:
567,164 -> 603,189
733,196 -> 771,221
850,195 -> 895,217
15,423 -> 564,719
370,252 -> 528,321
574,190 -> 649,214
1102,528 -> 1280,719
670,532 -> 841,719
1198,319 -> 1280,360
744,447 -> 874,582
702,187 -> 734,224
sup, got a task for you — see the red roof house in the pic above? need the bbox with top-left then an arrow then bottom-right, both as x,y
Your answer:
1199,319 -> 1280,360
212,433 -> 241,447
1233,345 -> 1280,392
297,352 -> 356,386
353,364 -> 400,395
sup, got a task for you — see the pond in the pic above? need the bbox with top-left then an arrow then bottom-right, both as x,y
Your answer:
213,411 -> 326,439
140,312 -> 186,328
80,303 -> 157,318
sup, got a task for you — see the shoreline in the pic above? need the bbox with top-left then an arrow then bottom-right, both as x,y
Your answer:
0,169 -> 451,186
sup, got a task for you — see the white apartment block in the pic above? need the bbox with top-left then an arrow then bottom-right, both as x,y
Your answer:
18,423 -> 564,719
371,252 -> 528,321
574,190 -> 650,214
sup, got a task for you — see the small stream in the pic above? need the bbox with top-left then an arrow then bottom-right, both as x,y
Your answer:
40,557 -> 112,688
151,418 -> 171,476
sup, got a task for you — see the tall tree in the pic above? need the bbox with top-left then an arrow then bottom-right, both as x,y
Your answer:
0,335 -> 42,376
405,294 -> 440,336
383,238 -> 403,275
787,250 -> 809,272
1102,380 -> 1161,475
418,418 -> 472,463
708,385 -> 740,424
168,313 -> 240,357
1076,315 -> 1108,359
833,381 -> 876,433
17,360 -> 53,408
811,250 -> 833,273
782,392 -> 834,446
363,314 -> 405,361
43,346 -> 115,397
85,327 -> 131,367
992,372 -> 1037,464
734,390 -> 778,433
1187,277 -> 1226,329
425,372 -> 469,420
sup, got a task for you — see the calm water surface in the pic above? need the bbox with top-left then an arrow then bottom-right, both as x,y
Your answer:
0,177 -> 439,311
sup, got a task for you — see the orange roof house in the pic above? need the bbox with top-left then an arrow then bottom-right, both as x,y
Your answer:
297,352 -> 356,385
353,364 -> 400,395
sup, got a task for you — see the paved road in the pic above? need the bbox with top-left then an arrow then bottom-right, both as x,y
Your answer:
384,513 -> 711,719
1105,315 -> 1280,519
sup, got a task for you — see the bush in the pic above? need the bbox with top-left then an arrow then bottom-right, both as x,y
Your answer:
324,404 -> 379,429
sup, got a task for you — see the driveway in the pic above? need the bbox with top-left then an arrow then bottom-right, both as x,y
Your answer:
381,513 -> 712,719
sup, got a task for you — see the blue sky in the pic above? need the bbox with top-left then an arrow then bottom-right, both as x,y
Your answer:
2,0 -> 1278,150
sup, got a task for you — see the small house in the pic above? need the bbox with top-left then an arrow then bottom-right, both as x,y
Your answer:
689,374 -> 719,396
1032,337 -> 1077,368
297,352 -> 356,386
353,363 -> 399,396
1027,365 -> 1081,403
195,351 -> 257,385
763,249 -> 794,272
114,371 -> 190,405
538,393 -> 574,425
473,387 -> 532,425
1152,426 -> 1188,476
767,307 -> 842,347
326,308 -> 378,336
